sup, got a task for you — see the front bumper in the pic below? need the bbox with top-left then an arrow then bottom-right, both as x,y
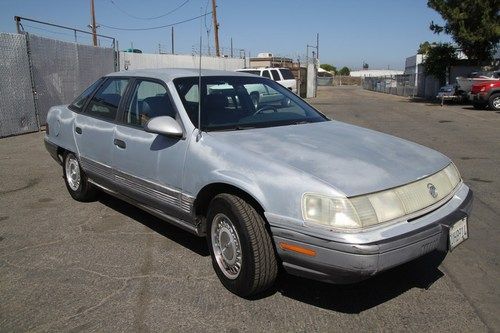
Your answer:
267,184 -> 473,284
470,92 -> 488,103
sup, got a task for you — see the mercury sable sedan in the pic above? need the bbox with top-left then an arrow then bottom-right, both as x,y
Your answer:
44,69 -> 472,297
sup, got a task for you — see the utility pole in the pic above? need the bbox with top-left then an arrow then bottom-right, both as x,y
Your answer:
90,0 -> 97,46
230,38 -> 233,58
171,26 -> 175,54
211,0 -> 220,57
316,33 -> 319,60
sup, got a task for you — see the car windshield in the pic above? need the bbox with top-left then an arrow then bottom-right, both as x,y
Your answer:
173,76 -> 327,131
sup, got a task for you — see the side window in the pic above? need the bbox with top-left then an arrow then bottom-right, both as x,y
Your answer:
124,80 -> 174,126
279,69 -> 295,80
261,70 -> 271,79
270,69 -> 281,81
85,78 -> 129,120
70,78 -> 103,111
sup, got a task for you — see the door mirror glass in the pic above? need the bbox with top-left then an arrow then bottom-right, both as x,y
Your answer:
144,116 -> 183,138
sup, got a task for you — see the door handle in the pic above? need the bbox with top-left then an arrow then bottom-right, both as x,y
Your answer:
75,127 -> 82,134
114,138 -> 126,149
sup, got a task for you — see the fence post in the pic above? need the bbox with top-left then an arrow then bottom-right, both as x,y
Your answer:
23,33 -> 41,131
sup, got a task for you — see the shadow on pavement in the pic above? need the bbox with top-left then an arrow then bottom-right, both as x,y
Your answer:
98,193 -> 210,257
273,252 -> 445,313
97,192 -> 445,313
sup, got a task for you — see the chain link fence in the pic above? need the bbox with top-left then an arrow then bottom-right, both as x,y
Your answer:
362,74 -> 418,97
0,33 -> 38,137
0,32 -> 115,137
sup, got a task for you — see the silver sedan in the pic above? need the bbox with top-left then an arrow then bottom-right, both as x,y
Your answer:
44,69 -> 472,297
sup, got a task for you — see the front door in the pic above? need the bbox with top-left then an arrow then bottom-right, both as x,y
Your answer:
112,79 -> 190,218
74,77 -> 130,188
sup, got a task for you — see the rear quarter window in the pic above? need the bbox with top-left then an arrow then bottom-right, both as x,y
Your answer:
69,78 -> 103,111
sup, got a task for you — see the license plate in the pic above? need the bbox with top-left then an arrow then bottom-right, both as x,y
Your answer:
449,217 -> 468,251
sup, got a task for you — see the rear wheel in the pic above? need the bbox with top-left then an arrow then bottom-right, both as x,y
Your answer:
63,152 -> 98,202
488,93 -> 500,111
207,193 -> 278,297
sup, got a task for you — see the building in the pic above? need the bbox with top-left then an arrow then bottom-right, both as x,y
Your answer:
350,69 -> 404,77
248,53 -> 294,69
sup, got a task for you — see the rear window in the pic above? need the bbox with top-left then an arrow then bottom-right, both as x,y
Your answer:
280,69 -> 295,80
240,70 -> 260,76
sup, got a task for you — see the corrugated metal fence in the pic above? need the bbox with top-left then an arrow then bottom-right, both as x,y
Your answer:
0,32 -> 115,137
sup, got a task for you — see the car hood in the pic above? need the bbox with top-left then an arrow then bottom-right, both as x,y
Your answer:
209,121 -> 451,197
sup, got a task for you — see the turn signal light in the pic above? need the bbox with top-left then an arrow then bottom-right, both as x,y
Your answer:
279,242 -> 317,257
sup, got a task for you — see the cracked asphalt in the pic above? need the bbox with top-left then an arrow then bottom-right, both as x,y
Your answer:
1,86 -> 499,332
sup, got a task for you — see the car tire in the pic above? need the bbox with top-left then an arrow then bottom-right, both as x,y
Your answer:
472,102 -> 487,110
207,193 -> 278,297
63,152 -> 98,202
488,93 -> 500,111
250,93 -> 259,109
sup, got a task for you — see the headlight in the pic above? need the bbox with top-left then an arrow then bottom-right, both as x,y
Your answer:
302,194 -> 362,229
302,163 -> 462,231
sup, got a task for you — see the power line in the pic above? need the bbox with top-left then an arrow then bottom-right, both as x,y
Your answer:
108,0 -> 190,20
98,12 -> 212,31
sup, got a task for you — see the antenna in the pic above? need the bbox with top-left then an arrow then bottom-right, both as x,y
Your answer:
196,4 -> 203,141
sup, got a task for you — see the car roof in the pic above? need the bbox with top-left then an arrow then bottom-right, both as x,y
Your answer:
106,68 -> 255,82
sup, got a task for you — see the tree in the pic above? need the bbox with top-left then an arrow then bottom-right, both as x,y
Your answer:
320,64 -> 337,73
418,41 -> 435,55
423,43 -> 458,85
428,0 -> 500,61
338,66 -> 350,76
363,62 -> 369,69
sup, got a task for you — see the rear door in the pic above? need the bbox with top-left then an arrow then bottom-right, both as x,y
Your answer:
74,77 -> 130,187
112,78 -> 190,218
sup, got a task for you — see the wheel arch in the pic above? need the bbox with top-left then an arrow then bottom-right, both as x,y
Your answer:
193,182 -> 266,220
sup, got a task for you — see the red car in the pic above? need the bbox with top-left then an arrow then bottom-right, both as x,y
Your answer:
470,81 -> 500,110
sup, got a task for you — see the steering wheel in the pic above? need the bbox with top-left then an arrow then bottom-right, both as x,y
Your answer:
253,105 -> 279,116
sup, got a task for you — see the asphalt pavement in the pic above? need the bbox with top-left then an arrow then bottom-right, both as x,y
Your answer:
0,85 -> 498,332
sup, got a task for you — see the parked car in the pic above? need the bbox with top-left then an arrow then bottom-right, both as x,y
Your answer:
436,84 -> 462,103
44,69 -> 472,297
456,70 -> 500,96
470,81 -> 500,110
236,68 -> 297,93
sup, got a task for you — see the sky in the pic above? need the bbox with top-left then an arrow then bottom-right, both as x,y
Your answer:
0,0 -> 454,70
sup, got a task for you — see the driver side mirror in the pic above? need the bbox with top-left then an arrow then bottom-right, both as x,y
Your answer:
144,116 -> 183,138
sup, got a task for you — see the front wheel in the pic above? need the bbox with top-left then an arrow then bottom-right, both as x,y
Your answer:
207,194 -> 278,297
63,152 -> 98,202
488,93 -> 500,111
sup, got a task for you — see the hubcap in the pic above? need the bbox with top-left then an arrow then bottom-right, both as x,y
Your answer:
211,213 -> 242,279
65,156 -> 81,191
492,97 -> 500,109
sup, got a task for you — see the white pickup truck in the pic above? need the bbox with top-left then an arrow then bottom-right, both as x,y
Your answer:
236,68 -> 297,93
